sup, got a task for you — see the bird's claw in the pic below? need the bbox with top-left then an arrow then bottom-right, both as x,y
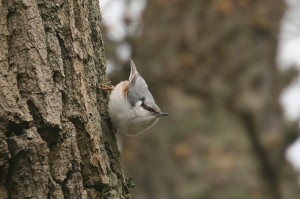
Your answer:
100,84 -> 114,91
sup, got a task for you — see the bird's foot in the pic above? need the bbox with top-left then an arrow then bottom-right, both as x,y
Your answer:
100,84 -> 114,91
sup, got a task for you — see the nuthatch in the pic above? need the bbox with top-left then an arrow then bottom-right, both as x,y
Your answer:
101,60 -> 168,136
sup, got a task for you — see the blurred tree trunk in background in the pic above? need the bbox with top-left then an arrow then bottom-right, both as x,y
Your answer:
122,0 -> 300,198
0,0 -> 129,198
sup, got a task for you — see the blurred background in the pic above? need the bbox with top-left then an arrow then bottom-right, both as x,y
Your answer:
99,0 -> 300,198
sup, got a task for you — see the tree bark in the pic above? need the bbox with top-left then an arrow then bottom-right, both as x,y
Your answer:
0,0 -> 129,198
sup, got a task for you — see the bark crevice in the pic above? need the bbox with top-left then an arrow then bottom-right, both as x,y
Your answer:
27,99 -> 61,146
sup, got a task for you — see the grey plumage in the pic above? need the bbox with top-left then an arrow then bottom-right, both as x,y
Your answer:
127,60 -> 158,112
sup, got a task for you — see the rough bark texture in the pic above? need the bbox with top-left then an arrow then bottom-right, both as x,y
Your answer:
0,0 -> 129,198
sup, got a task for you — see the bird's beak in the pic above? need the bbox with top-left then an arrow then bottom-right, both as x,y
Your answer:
157,112 -> 168,117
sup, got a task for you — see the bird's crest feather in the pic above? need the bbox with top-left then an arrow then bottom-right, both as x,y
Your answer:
129,59 -> 139,86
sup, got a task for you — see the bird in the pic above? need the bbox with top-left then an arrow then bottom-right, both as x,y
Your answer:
101,60 -> 168,136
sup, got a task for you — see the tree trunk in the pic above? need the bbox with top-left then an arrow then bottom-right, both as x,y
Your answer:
0,0 -> 129,198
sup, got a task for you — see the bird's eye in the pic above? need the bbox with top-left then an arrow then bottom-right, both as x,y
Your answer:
140,98 -> 157,113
